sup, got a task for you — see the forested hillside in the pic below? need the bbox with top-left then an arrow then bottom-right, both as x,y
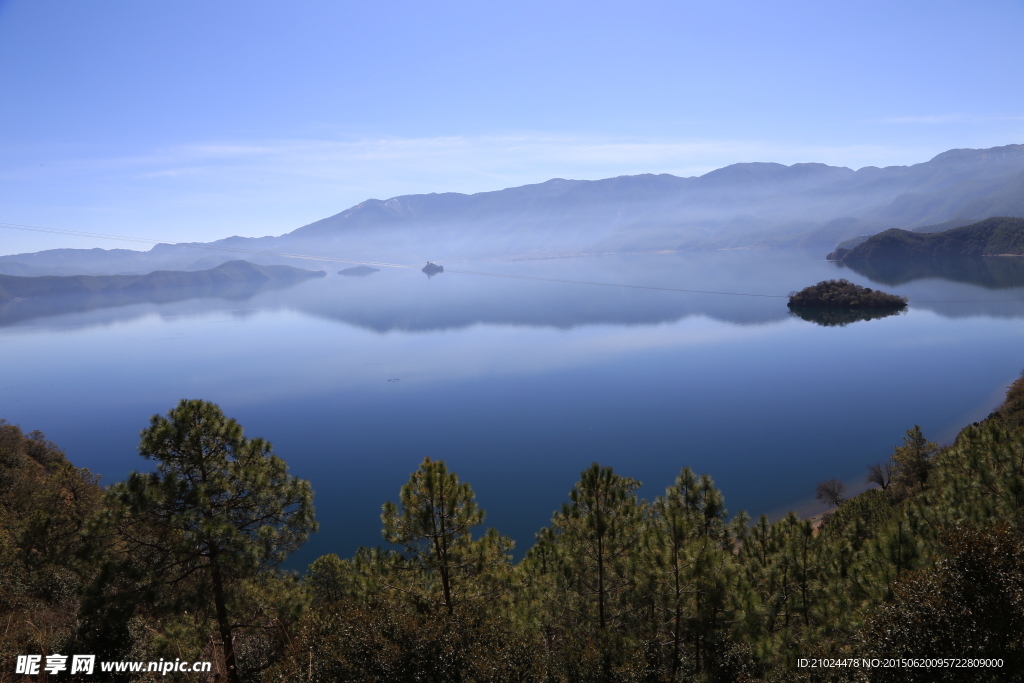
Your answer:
829,217 -> 1024,262
4,374 -> 1024,681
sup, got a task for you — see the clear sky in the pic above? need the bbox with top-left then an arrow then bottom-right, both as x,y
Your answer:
1,0 -> 1023,255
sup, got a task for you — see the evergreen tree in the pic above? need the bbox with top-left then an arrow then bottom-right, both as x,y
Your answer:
0,421 -> 103,673
381,457 -> 513,615
645,468 -> 738,679
102,399 -> 316,683
528,463 -> 644,680
864,524 -> 1024,682
892,425 -> 938,490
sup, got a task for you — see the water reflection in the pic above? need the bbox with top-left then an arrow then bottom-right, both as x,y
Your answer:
0,277 -> 310,328
339,266 -> 380,277
3,250 -> 1024,333
788,307 -> 905,327
5,250 -> 1024,566
834,256 -> 1024,290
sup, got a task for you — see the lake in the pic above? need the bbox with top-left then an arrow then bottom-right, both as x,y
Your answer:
3,249 -> 1024,568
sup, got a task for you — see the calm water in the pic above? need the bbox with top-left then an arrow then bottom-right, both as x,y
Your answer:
3,250 -> 1024,568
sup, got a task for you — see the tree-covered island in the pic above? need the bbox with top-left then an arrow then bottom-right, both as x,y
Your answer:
788,278 -> 908,310
5,373 -> 1024,681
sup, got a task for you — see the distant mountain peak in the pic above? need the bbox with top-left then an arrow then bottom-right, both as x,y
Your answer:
929,143 -> 1024,164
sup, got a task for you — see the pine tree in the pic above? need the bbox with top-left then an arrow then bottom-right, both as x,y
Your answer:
892,425 -> 938,490
645,468 -> 736,679
381,457 -> 512,615
529,463 -> 644,680
103,399 -> 316,683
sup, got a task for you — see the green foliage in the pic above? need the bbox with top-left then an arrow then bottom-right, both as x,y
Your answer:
818,488 -> 893,543
863,524 -> 1024,682
539,463 -> 644,634
8,371 -> 1024,681
0,421 -> 103,676
928,418 -> 1024,528
97,399 -> 317,683
788,305 -> 903,327
643,469 -> 745,681
839,216 -> 1024,262
891,425 -> 938,491
996,368 -> 1024,429
280,459 -> 525,682
787,279 -> 907,309
265,595 -> 541,683
381,457 -> 514,615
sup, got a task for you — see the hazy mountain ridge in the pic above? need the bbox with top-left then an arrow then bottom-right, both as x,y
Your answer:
3,144 -> 1024,275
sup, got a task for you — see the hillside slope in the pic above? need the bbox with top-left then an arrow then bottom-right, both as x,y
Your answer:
828,217 -> 1024,262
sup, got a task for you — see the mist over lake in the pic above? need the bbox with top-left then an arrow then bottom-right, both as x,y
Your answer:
3,249 -> 1024,567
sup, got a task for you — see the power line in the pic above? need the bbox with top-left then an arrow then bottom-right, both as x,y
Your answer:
444,267 -> 789,297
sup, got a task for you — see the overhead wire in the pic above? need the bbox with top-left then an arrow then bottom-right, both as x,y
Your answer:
442,267 -> 789,297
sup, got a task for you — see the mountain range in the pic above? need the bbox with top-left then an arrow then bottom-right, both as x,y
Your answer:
3,144 -> 1024,276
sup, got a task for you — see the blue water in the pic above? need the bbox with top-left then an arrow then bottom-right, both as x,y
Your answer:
2,250 -> 1024,568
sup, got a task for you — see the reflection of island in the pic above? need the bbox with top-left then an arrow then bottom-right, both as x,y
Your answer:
788,306 -> 904,327
5,251 -> 1024,334
339,265 -> 380,277
422,262 -> 444,277
827,217 -> 1024,288
787,279 -> 906,326
788,279 -> 907,310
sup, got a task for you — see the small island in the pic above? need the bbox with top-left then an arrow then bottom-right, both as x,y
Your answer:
788,279 -> 907,310
422,261 -> 444,277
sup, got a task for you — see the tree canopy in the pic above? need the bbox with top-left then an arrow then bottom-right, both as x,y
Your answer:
103,399 -> 316,683
7,372 -> 1024,681
788,278 -> 908,309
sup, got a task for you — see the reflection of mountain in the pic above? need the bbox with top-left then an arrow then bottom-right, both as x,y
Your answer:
3,252 -> 1024,333
0,253 -> 807,331
824,217 -> 1024,291
0,260 -> 323,301
0,261 -> 325,326
789,306 -> 904,327
833,256 -> 1024,290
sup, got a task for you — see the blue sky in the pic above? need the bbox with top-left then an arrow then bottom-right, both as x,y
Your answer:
1,0 -> 1023,255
